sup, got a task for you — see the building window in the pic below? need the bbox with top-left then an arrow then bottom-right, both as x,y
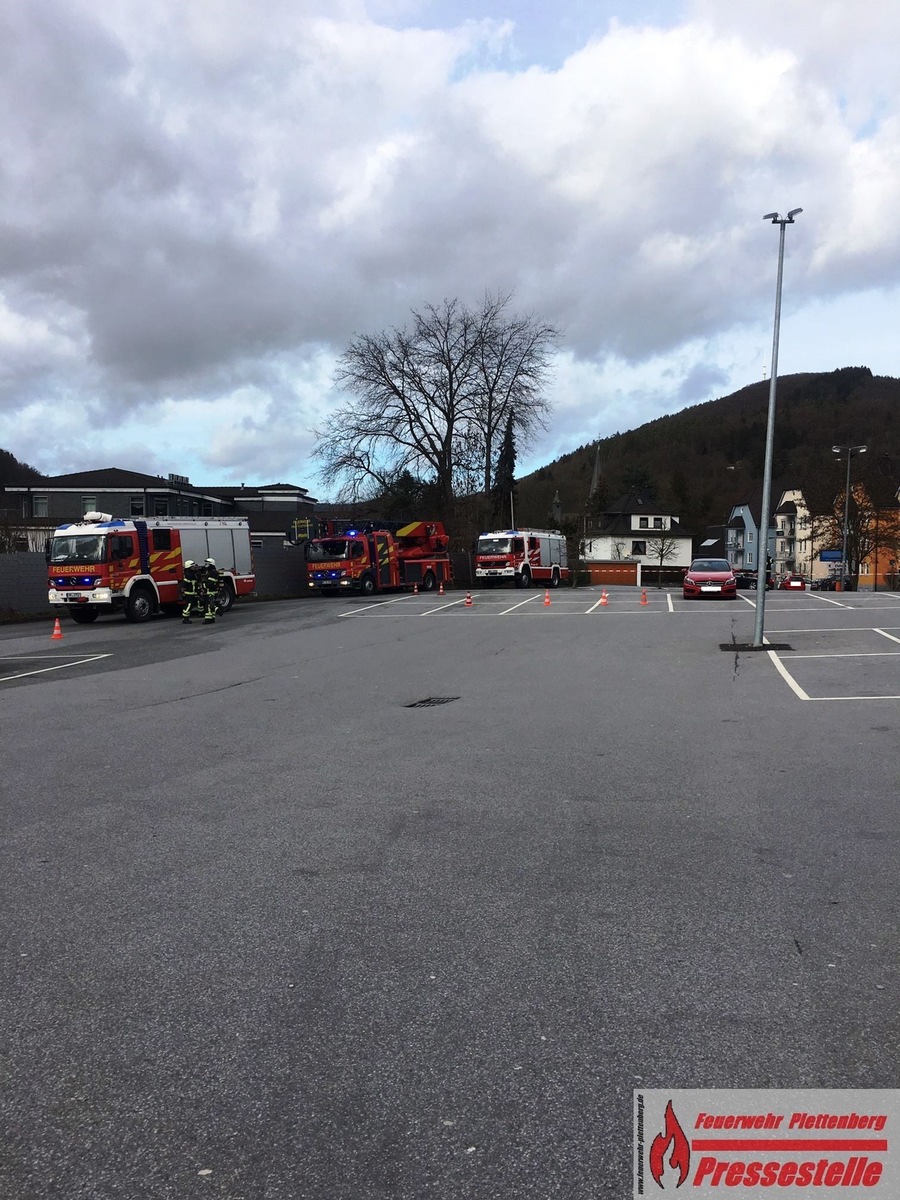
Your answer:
153,497 -> 169,516
33,495 -> 49,517
653,517 -> 663,529
201,502 -> 214,517
130,496 -> 145,517
747,552 -> 754,565
81,496 -> 96,515
639,517 -> 649,529
631,540 -> 646,555
748,531 -> 754,542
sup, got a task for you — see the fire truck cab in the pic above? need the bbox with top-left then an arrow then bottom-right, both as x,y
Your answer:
306,520 -> 452,595
475,528 -> 570,589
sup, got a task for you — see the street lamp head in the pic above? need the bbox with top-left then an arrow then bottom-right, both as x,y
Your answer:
763,209 -> 803,224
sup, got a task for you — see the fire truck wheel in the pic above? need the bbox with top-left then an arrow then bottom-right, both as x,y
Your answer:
70,607 -> 99,624
216,582 -> 235,614
359,573 -> 376,596
125,586 -> 155,623
516,568 -> 531,589
548,569 -> 560,588
421,571 -> 437,592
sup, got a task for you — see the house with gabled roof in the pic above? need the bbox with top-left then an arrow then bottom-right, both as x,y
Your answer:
720,497 -> 776,574
583,488 -> 694,570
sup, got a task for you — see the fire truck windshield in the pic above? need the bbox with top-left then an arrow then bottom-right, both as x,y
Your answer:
478,537 -> 512,554
49,535 -> 107,565
308,538 -> 353,561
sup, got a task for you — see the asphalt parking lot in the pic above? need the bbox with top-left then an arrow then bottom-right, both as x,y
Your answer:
1,588 -> 898,1199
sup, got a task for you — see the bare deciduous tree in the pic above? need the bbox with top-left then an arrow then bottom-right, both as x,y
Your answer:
315,294 -> 558,523
646,532 -> 680,587
471,292 -> 557,499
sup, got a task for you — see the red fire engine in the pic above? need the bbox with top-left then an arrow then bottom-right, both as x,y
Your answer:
47,512 -> 255,623
474,528 -> 570,588
306,520 -> 452,595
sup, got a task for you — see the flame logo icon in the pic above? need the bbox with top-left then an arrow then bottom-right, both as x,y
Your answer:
649,1100 -> 690,1188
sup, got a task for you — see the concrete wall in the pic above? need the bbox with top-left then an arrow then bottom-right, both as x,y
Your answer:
0,553 -> 49,618
0,546 -> 310,619
251,545 -> 308,598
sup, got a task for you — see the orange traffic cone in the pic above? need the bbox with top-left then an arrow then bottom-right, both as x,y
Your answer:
544,589 -> 551,606
438,582 -> 444,596
51,617 -> 64,640
640,589 -> 648,605
599,590 -> 608,607
464,592 -> 473,607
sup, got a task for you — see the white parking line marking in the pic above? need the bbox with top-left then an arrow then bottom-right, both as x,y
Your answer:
763,628 -> 900,638
739,594 -> 756,607
766,650 -> 810,700
0,654 -> 111,682
787,651 -> 900,659
339,596 -> 412,616
420,597 -> 471,614
499,596 -> 539,615
812,593 -> 850,607
667,593 -> 674,612
874,628 -> 900,645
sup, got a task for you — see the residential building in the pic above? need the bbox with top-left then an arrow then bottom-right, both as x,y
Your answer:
3,468 -> 319,548
773,489 -> 818,581
583,489 -> 694,569
721,500 -> 776,574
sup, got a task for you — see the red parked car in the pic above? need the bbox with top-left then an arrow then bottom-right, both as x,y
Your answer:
779,575 -> 806,590
683,558 -> 737,600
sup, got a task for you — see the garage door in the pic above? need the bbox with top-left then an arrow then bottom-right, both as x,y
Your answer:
587,562 -> 639,585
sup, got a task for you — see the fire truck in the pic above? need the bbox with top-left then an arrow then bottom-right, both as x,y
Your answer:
306,520 -> 452,595
47,513 -> 255,623
475,528 -> 570,588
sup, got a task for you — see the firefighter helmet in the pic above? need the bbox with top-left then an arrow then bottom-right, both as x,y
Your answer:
205,557 -> 216,566
184,560 -> 194,569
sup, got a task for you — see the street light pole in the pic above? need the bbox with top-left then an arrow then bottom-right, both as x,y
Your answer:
753,208 -> 802,647
831,444 -> 867,590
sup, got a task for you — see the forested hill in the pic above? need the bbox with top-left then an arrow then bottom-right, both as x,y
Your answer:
516,367 -> 900,532
0,448 -> 42,487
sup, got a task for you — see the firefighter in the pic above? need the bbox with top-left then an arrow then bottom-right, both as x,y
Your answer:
201,557 -> 220,624
180,560 -> 201,624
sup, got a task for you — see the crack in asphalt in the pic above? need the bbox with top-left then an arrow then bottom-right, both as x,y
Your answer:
134,675 -> 267,709
730,624 -> 740,681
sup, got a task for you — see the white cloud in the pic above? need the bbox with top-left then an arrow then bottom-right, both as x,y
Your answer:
1,0 -> 899,488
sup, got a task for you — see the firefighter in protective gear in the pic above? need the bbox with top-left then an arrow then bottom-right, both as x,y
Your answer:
201,557 -> 220,624
180,560 -> 201,623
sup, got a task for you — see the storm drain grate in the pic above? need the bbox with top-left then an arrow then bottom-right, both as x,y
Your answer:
404,696 -> 461,708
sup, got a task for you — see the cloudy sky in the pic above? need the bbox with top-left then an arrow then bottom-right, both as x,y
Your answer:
3,0 -> 900,493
